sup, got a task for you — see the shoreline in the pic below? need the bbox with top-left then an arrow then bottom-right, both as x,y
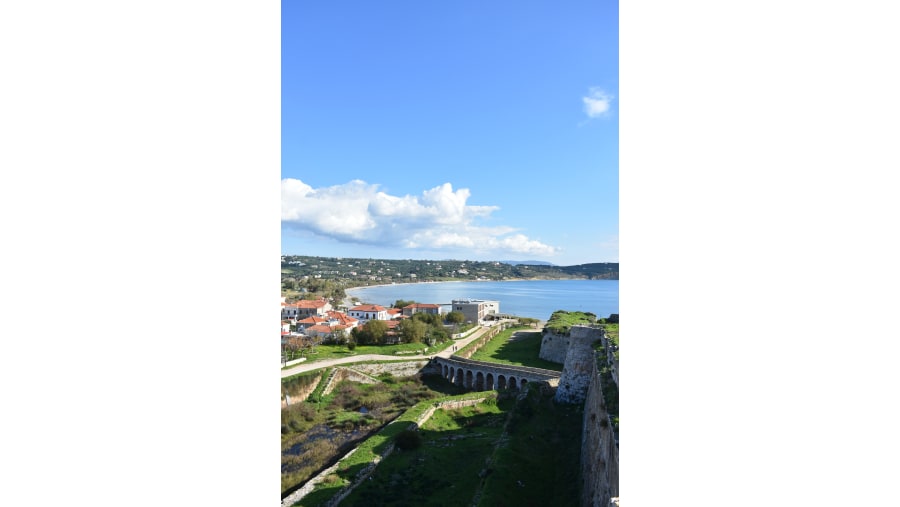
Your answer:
344,277 -> 605,295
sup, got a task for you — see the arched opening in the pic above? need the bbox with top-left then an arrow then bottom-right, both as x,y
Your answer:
508,376 -> 518,390
443,365 -> 449,378
454,368 -> 464,386
465,370 -> 474,389
520,378 -> 528,389
486,373 -> 495,391
449,366 -> 455,382
497,375 -> 507,390
475,371 -> 485,391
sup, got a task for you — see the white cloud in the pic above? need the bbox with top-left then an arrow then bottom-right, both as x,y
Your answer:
583,87 -> 613,118
282,178 -> 559,257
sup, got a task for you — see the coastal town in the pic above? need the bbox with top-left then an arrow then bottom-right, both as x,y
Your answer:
280,295 -> 503,363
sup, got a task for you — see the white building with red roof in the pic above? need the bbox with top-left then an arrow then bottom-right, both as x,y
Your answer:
281,298 -> 332,320
348,304 -> 389,323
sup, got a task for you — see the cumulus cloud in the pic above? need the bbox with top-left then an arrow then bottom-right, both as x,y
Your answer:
282,179 -> 558,257
583,87 -> 613,118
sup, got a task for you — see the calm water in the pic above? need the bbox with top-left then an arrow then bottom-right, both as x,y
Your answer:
346,279 -> 618,321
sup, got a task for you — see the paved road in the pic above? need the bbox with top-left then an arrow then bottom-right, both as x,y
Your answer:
280,324 -> 494,379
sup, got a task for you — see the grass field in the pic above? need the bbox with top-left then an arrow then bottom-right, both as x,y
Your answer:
468,327 -> 563,372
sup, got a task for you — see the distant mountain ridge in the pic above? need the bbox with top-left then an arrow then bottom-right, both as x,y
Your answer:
498,260 -> 557,266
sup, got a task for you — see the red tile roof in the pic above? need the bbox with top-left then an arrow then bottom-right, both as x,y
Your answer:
350,304 -> 387,312
297,316 -> 328,324
296,299 -> 329,309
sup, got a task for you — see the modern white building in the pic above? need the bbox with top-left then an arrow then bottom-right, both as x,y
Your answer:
450,299 -> 500,323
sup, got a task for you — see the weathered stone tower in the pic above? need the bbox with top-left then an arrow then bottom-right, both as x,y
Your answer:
544,325 -> 604,404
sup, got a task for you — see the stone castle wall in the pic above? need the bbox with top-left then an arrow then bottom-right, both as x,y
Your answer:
551,326 -> 604,404
581,357 -> 618,507
540,324 -> 618,505
539,330 -> 572,363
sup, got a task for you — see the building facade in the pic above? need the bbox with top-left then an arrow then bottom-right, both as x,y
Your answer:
451,299 -> 500,323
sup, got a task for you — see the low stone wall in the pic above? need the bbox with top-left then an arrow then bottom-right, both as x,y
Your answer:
455,326 -> 499,359
322,367 -> 380,396
351,360 -> 429,378
282,372 -> 324,408
451,325 -> 481,340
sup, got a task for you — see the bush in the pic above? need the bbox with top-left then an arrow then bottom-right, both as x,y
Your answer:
395,429 -> 423,450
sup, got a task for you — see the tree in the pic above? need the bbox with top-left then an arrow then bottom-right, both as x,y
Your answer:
429,325 -> 449,344
398,318 -> 427,344
412,312 -> 440,326
394,299 -> 418,309
445,311 -> 465,325
333,328 -> 349,346
363,320 -> 388,344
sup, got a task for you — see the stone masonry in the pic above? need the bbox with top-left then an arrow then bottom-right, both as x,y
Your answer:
544,325 -> 605,404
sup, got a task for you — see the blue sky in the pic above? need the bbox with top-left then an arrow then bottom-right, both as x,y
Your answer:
282,1 -> 618,265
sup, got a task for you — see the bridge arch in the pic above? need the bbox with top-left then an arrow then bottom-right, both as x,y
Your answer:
431,356 -> 559,393
475,371 -> 485,391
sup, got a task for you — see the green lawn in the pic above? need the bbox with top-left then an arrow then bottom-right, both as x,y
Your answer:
468,328 -> 563,372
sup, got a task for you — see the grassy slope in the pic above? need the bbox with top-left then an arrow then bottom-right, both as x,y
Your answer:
338,401 -> 507,507
468,327 -> 563,372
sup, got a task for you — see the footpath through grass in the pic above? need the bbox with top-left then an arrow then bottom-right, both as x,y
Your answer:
282,340 -> 454,369
468,327 -> 563,372
339,398 -> 508,506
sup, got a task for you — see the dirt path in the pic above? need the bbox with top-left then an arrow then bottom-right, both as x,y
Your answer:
280,325 -> 493,379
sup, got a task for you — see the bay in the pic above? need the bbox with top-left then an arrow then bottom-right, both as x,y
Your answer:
345,279 -> 618,321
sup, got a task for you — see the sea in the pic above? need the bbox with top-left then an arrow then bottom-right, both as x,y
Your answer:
345,279 -> 618,321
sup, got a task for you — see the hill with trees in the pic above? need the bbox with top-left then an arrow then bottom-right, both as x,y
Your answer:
281,255 -> 618,301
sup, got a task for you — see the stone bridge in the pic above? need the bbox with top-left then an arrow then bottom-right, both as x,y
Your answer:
431,356 -> 560,391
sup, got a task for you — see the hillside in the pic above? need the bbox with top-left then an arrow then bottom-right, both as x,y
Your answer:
281,255 -> 618,301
